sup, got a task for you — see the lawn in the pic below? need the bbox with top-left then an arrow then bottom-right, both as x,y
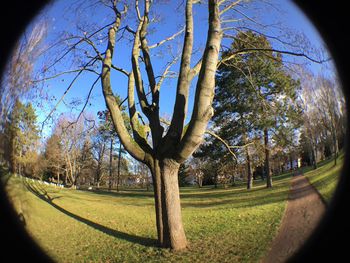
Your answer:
304,153 -> 344,203
4,157 -> 342,263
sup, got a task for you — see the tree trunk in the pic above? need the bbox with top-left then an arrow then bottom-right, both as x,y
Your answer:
109,137 -> 114,191
198,172 -> 203,188
160,159 -> 187,250
333,132 -> 338,166
57,171 -> 60,186
149,158 -> 187,250
9,133 -> 16,174
117,141 -> 122,192
150,159 -> 164,247
264,128 -> 272,188
64,169 -> 68,185
246,149 -> 253,189
312,144 -> 317,169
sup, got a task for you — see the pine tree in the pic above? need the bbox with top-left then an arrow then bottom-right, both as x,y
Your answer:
213,31 -> 301,188
6,100 -> 39,175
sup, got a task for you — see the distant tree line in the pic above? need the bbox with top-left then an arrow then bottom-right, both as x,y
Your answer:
0,99 -> 152,190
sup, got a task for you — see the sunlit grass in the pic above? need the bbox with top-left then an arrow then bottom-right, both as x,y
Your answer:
305,153 -> 344,203
7,153 -> 342,263
5,172 -> 293,263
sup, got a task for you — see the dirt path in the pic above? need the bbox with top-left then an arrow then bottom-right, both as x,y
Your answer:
262,175 -> 326,263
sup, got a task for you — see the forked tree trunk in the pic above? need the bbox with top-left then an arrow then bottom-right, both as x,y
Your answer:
100,0 -> 221,251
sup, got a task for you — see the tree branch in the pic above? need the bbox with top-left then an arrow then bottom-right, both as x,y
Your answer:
164,0 -> 195,146
101,7 -> 147,163
132,20 -> 150,115
40,57 -> 98,131
148,27 -> 185,49
160,118 -> 237,160
176,0 -> 223,163
45,21 -> 115,72
219,0 -> 242,16
219,47 -> 329,66
127,71 -> 153,153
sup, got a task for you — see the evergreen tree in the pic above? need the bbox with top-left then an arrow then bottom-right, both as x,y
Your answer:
6,100 -> 40,175
213,31 -> 301,188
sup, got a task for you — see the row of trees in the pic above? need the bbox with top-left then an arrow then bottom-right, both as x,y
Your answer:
179,31 -> 346,190
299,72 -> 345,168
0,100 -> 153,190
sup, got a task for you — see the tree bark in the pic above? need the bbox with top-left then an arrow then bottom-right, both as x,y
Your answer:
246,147 -> 253,189
116,141 -> 122,192
108,137 -> 113,191
244,133 -> 253,189
264,128 -> 272,188
160,159 -> 187,250
333,132 -> 338,166
149,158 -> 187,250
149,159 -> 164,246
312,143 -> 317,169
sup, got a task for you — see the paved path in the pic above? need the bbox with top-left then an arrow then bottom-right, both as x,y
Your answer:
262,175 -> 326,263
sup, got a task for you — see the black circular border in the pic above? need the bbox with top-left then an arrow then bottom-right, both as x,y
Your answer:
0,0 -> 349,262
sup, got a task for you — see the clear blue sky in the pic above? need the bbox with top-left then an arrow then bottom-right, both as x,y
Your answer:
28,0 -> 332,139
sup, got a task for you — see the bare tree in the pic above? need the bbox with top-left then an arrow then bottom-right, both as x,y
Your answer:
36,0 -> 327,250
188,158 -> 204,187
316,75 -> 343,165
95,0 -> 224,250
55,115 -> 91,188
0,20 -> 47,124
298,67 -> 345,168
91,128 -> 108,188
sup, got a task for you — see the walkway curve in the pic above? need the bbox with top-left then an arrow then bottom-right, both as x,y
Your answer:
262,175 -> 326,263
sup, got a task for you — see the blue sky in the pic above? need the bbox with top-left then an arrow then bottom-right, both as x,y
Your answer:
27,0 -> 333,138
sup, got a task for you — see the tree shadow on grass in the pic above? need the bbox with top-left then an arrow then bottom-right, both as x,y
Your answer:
23,181 -> 157,248
180,176 -> 321,209
0,166 -> 11,187
87,188 -> 154,199
180,187 -> 291,209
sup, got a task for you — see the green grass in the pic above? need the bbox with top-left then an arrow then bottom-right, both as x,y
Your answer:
5,155 -> 342,263
304,154 -> 344,203
5,173 -> 292,263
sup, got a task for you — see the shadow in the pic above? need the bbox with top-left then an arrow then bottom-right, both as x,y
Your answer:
288,178 -> 321,201
180,187 -> 291,209
23,181 -> 157,247
0,166 -> 11,187
86,188 -> 154,199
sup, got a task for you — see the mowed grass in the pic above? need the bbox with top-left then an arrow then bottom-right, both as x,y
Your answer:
5,174 -> 291,263
305,153 -> 344,203
6,154 -> 343,263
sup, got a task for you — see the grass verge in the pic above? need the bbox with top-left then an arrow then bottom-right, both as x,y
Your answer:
304,154 -> 344,203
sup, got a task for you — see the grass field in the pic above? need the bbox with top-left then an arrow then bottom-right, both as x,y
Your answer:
305,154 -> 344,203
4,157 -> 343,263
